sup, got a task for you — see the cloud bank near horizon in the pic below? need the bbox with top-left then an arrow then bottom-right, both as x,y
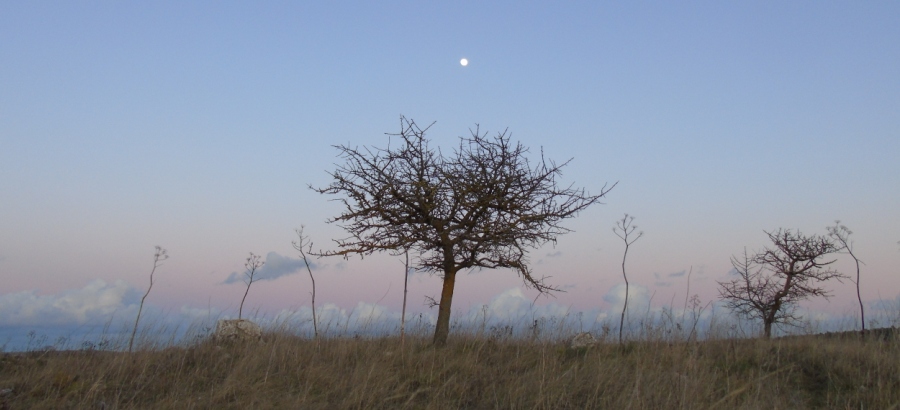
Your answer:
1,276 -> 898,352
0,279 -> 138,327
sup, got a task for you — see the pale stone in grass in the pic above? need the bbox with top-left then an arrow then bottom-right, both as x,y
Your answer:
569,332 -> 599,349
214,319 -> 262,342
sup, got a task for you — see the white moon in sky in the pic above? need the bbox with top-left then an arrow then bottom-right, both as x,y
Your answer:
460,58 -> 468,66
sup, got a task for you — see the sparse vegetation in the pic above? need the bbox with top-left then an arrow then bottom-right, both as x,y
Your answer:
1,321 -> 897,409
4,119 -> 894,408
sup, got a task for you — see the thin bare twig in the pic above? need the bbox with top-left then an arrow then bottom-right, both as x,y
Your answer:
129,246 -> 168,353
293,226 -> 318,339
239,253 -> 264,320
613,214 -> 643,343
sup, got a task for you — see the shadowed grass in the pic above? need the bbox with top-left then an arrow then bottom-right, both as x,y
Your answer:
1,323 -> 898,409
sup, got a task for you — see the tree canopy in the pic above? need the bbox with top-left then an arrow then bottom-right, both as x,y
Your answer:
718,228 -> 843,338
313,116 -> 614,344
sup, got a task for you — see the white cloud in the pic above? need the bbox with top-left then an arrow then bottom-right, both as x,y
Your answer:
0,281 -> 227,350
602,283 -> 652,315
0,279 -> 137,326
463,288 -> 571,324
353,301 -> 398,323
222,251 -> 314,284
263,301 -> 419,337
478,288 -> 531,320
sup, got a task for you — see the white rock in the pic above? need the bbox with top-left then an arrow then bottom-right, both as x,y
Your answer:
214,319 -> 262,342
568,332 -> 599,349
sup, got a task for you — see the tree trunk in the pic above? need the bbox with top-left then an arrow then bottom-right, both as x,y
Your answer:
763,303 -> 779,339
619,246 -> 630,344
762,276 -> 790,339
853,257 -> 865,334
433,267 -> 457,346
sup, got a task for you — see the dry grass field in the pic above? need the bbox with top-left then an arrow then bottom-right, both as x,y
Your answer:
1,325 -> 898,409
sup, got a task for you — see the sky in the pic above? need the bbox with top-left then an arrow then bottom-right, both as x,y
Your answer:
2,2 -> 899,348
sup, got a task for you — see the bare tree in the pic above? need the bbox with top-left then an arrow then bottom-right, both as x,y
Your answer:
827,221 -> 866,333
312,116 -> 614,345
238,252 -> 264,320
129,246 -> 168,352
293,226 -> 318,338
718,229 -> 843,338
613,214 -> 642,343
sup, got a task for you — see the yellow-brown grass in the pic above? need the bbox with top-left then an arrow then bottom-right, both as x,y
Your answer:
1,329 -> 898,409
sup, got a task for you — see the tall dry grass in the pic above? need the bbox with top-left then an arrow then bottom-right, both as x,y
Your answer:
1,320 -> 898,409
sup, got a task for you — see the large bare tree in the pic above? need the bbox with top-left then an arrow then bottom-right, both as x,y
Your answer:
718,229 -> 844,338
313,116 -> 614,345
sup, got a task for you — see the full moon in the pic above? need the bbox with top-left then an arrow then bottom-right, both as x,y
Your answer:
460,58 -> 468,66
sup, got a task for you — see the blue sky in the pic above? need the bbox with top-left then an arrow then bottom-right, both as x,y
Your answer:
2,2 -> 899,346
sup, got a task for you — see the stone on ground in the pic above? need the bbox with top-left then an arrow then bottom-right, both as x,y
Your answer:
214,319 -> 262,342
569,332 -> 599,349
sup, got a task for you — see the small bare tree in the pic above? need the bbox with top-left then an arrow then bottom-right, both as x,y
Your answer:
718,229 -> 843,338
293,226 -> 318,338
827,221 -> 866,333
129,246 -> 168,352
238,252 -> 264,320
613,214 -> 642,343
312,116 -> 614,345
